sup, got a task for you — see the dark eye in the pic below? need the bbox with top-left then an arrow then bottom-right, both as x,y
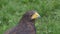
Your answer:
30,13 -> 33,17
30,14 -> 33,16
31,15 -> 32,16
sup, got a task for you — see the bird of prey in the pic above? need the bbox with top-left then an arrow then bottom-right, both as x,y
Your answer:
4,10 -> 40,34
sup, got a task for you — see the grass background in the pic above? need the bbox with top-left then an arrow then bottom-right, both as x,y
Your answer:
0,0 -> 60,34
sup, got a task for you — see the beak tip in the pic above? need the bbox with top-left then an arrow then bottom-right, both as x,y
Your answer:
38,15 -> 41,18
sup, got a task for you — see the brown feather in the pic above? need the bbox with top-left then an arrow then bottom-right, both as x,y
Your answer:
4,10 -> 36,34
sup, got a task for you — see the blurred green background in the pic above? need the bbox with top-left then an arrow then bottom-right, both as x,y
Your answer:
0,0 -> 60,34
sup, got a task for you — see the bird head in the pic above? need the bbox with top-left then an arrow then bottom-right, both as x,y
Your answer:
22,10 -> 41,21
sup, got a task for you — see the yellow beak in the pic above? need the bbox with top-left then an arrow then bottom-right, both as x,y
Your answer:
31,12 -> 40,19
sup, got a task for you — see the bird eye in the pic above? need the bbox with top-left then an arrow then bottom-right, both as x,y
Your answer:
30,14 -> 33,16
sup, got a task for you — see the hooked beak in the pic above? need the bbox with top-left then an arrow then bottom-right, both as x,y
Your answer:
31,12 -> 41,19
